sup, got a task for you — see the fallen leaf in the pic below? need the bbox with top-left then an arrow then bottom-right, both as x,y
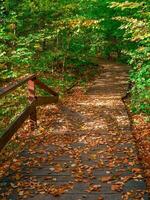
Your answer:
132,168 -> 141,173
111,182 -> 123,191
18,191 -> 24,196
54,163 -> 63,173
87,184 -> 101,192
101,176 -> 112,182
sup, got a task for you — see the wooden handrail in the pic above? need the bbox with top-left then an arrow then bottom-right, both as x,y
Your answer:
0,101 -> 36,150
0,74 -> 59,151
34,79 -> 59,97
0,74 -> 36,98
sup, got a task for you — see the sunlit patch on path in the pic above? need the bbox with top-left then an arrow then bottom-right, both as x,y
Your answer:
0,59 -> 149,199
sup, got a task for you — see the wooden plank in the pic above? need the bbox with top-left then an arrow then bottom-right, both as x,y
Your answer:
0,101 -> 36,151
36,96 -> 58,106
0,74 -> 36,98
35,79 -> 59,97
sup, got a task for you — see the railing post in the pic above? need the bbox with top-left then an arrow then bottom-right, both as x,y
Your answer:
28,79 -> 37,130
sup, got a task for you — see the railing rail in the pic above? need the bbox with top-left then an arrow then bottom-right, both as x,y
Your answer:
0,74 -> 36,98
0,74 -> 59,151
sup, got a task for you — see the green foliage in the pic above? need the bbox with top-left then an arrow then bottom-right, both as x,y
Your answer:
0,0 -> 149,118
0,0 -> 103,84
109,0 -> 150,114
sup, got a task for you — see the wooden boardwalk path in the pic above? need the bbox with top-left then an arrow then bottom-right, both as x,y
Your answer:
0,60 -> 149,199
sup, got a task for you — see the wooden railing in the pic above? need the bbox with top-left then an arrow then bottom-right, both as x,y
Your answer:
0,74 -> 59,151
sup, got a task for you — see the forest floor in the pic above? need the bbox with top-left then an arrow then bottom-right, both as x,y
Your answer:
124,98 -> 150,194
0,59 -> 149,200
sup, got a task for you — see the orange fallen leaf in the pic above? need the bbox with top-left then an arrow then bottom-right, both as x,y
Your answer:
97,160 -> 104,167
111,182 -> 123,191
101,176 -> 112,182
132,168 -> 141,173
54,163 -> 63,173
87,184 -> 101,192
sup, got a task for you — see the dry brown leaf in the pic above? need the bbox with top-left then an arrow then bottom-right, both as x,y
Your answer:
101,176 -> 112,182
54,163 -> 63,173
18,191 -> 24,196
87,184 -> 101,192
97,160 -> 104,167
132,168 -> 141,173
90,154 -> 97,160
111,182 -> 123,191
98,197 -> 103,200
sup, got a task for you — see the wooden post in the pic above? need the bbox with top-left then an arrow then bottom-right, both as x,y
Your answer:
28,79 -> 37,130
